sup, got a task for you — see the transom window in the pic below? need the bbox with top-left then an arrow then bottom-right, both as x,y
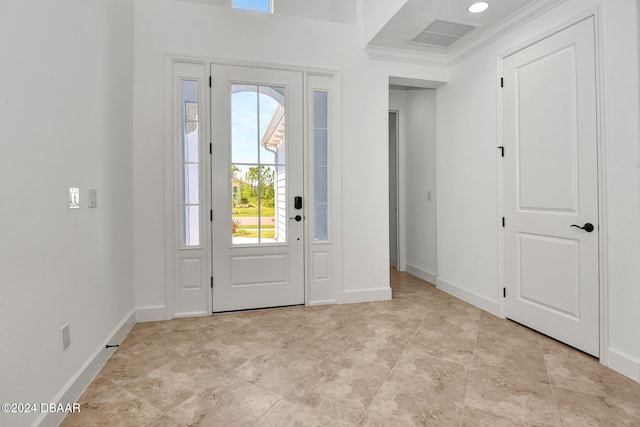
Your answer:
232,0 -> 271,13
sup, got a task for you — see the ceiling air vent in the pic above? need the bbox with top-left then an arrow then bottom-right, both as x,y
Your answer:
412,20 -> 477,48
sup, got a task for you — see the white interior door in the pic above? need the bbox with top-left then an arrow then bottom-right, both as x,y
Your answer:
210,64 -> 304,312
503,17 -> 599,356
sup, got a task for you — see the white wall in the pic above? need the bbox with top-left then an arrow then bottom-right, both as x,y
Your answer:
404,89 -> 437,280
389,88 -> 438,281
436,0 -> 640,379
364,0 -> 408,44
133,0 -> 449,317
0,1 -> 135,426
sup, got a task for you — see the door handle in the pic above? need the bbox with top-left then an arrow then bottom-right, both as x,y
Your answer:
289,215 -> 302,222
570,223 -> 594,232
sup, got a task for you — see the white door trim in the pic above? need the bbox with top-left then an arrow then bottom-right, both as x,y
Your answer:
162,57 -> 342,318
389,109 -> 406,271
496,8 -> 609,363
163,57 -> 212,321
390,107 -> 407,272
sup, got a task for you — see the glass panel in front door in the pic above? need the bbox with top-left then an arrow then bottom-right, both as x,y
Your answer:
231,84 -> 287,245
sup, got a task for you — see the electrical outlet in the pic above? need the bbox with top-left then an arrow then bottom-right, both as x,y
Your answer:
62,323 -> 71,351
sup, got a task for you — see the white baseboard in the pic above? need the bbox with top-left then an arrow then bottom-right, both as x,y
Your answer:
608,348 -> 640,383
435,277 -> 501,317
342,287 -> 392,304
135,305 -> 167,322
35,310 -> 136,427
308,299 -> 337,306
405,263 -> 437,285
174,311 -> 209,319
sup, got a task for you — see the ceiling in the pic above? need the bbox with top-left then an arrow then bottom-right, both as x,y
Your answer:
368,0 -> 555,58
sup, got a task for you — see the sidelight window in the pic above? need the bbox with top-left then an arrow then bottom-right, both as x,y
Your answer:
180,80 -> 201,247
313,91 -> 329,241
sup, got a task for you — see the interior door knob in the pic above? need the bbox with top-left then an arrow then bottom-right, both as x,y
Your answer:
570,223 -> 594,232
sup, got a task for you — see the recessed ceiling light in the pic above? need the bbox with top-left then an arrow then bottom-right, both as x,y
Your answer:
467,2 -> 489,13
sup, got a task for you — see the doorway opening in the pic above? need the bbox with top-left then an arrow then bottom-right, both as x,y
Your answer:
388,80 -> 439,286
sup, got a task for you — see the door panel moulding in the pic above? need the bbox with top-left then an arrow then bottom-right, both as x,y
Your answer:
497,8 -> 609,366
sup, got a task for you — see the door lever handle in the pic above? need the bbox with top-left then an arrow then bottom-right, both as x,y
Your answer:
289,215 -> 302,222
570,223 -> 594,232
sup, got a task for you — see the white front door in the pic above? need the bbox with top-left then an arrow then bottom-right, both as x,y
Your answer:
503,17 -> 599,356
210,64 -> 305,312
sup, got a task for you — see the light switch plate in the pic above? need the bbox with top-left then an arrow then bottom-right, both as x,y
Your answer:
69,188 -> 80,209
88,189 -> 97,208
62,323 -> 70,351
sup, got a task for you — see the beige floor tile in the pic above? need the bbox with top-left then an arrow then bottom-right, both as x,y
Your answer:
279,323 -> 352,365
74,376 -> 124,404
169,379 -> 281,426
288,360 -> 390,423
472,331 -> 549,383
99,341 -> 182,384
540,335 -> 640,403
390,350 -> 469,403
477,312 -> 540,347
421,308 -> 480,337
407,326 -> 477,367
117,357 -> 237,412
142,415 -> 186,427
461,406 -> 558,426
231,348 -> 320,395
465,369 -> 560,425
61,267 -> 640,426
363,381 -> 463,426
256,398 -> 357,426
554,386 -> 640,426
60,386 -> 166,427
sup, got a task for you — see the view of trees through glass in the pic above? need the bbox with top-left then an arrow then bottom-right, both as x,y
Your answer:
231,84 -> 286,244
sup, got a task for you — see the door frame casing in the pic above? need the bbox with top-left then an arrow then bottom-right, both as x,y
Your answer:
163,56 -> 342,317
388,110 -> 406,270
388,103 -> 407,272
163,57 -> 212,320
496,7 -> 609,363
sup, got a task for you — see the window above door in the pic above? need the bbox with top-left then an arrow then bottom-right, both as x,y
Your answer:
232,0 -> 272,13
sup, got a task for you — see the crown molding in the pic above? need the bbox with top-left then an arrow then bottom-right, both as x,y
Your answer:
365,45 -> 449,67
366,0 -> 567,67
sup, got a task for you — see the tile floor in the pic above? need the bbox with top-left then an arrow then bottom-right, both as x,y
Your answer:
61,268 -> 640,426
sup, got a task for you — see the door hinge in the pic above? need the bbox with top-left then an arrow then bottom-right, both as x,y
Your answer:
502,217 -> 505,228
210,210 -> 213,221
500,77 -> 504,88
209,76 -> 212,88
209,142 -> 212,154
498,146 -> 504,157
210,277 -> 214,288
503,287 -> 506,298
